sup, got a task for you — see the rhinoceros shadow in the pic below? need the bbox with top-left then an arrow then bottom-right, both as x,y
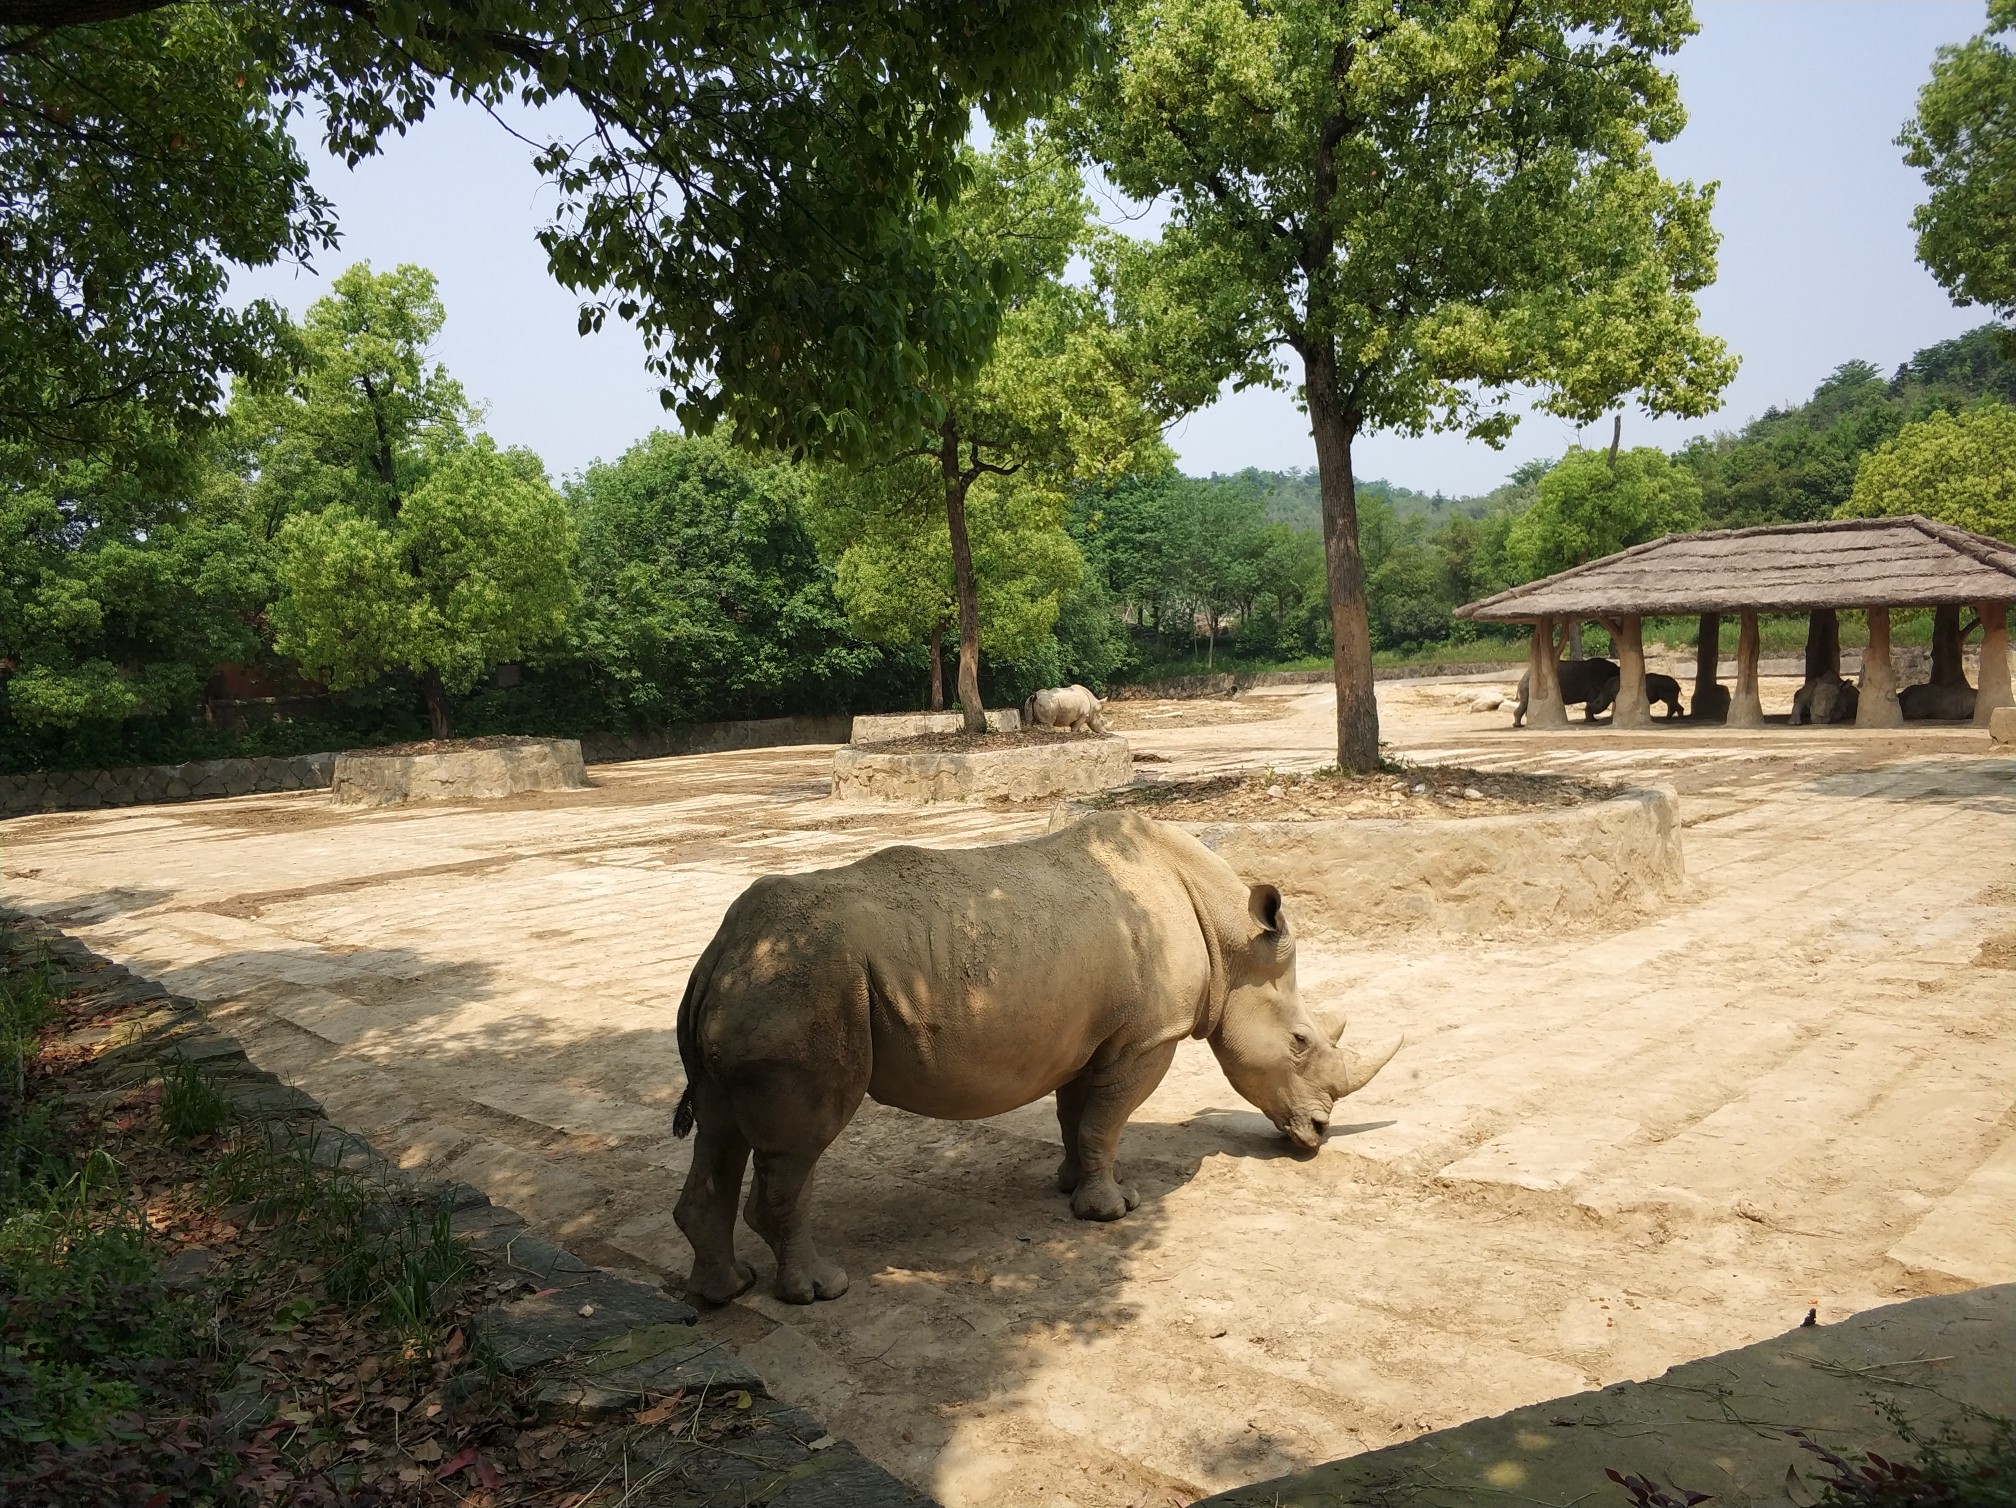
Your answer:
1133,1107 -> 1399,1164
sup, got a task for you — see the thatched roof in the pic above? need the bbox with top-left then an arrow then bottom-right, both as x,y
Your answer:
1457,516 -> 2016,623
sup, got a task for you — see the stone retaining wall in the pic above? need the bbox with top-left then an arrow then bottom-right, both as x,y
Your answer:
581,713 -> 851,763
331,737 -> 588,807
1,753 -> 334,819
1053,787 -> 1685,937
849,709 -> 1020,743
835,736 -> 1133,803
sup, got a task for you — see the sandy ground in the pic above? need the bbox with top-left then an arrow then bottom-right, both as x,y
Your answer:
4,671 -> 2013,1507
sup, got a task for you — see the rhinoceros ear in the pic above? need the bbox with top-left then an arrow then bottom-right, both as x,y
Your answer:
1248,883 -> 1285,936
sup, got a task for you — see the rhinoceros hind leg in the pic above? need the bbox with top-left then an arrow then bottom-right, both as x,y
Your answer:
674,1109 -> 757,1305
1063,1040 -> 1176,1222
747,1148 -> 849,1302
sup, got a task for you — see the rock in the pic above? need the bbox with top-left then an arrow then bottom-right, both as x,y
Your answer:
1265,784 -> 1286,799
1992,706 -> 2016,746
331,738 -> 589,808
1410,783 -> 1427,795
833,738 -> 1133,804
1463,787 -> 1485,801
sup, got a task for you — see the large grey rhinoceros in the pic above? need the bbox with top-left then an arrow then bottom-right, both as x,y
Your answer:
1023,683 -> 1109,733
670,811 -> 1400,1304
1513,657 -> 1620,726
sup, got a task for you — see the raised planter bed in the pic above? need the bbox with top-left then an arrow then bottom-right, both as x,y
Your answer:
849,709 -> 1020,743
834,733 -> 1132,804
331,735 -> 589,808
1051,777 -> 1683,936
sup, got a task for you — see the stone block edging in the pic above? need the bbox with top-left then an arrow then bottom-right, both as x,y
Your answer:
849,709 -> 1020,743
331,736 -> 588,807
1050,786 -> 1685,937
0,907 -> 933,1507
834,736 -> 1134,804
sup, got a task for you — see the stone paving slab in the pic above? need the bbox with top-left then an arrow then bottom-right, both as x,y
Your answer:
1199,1284 -> 2015,1507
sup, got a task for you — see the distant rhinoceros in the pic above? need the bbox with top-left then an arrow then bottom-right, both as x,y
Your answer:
1900,681 -> 1976,721
1645,672 -> 1685,719
670,812 -> 1400,1304
1513,657 -> 1620,726
1023,683 -> 1109,733
1790,674 -> 1859,725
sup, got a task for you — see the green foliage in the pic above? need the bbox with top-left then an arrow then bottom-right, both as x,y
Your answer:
1681,327 -> 2016,527
1841,403 -> 2016,541
0,5 -> 332,461
1505,446 -> 1705,581
160,1059 -> 233,1143
1900,0 -> 2016,324
565,431 -> 896,725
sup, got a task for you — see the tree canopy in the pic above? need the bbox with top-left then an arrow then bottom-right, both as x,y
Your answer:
1840,403 -> 2016,542
1505,445 -> 1705,582
3,1 -> 1100,466
1901,0 -> 2016,325
1067,0 -> 1737,767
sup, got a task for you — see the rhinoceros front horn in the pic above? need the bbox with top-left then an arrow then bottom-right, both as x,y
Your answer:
1329,1035 -> 1402,1098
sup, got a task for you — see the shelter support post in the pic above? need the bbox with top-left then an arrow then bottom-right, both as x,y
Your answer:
1692,613 -> 1728,722
1525,618 -> 1568,728
1729,612 -> 1765,728
1973,602 -> 2013,726
1612,614 -> 1651,727
1856,607 -> 1902,727
1804,609 -> 1840,681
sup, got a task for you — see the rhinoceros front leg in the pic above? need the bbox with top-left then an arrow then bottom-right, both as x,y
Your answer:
1058,1039 -> 1178,1222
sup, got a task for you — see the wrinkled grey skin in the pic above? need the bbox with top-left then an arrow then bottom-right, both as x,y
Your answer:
1514,657 -> 1621,726
1023,684 -> 1109,733
1791,675 -> 1859,725
670,812 -> 1400,1305
1900,681 -> 1976,720
1644,672 -> 1685,718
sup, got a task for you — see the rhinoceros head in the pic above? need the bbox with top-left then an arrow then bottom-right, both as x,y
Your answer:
1210,884 -> 1402,1152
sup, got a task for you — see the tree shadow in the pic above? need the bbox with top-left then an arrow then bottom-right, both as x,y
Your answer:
1806,757 -> 2016,815
7,887 -> 178,925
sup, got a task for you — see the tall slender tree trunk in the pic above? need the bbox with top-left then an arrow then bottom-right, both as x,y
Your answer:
1304,348 -> 1380,771
421,666 -> 452,741
1566,620 -> 1584,660
939,417 -> 985,734
927,622 -> 945,712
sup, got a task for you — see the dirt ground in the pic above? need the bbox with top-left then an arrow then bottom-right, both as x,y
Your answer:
3,668 -> 2012,1507
1095,766 -> 1608,821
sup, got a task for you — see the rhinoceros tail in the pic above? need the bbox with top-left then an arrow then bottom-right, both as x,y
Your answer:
673,1084 -> 696,1139
672,947 -> 709,1139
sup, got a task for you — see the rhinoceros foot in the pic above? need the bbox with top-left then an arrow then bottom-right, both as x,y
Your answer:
1071,1175 -> 1140,1221
686,1257 -> 757,1306
774,1254 -> 849,1304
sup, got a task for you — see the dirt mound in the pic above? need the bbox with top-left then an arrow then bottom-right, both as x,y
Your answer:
866,729 -> 1123,754
348,734 -> 554,757
1095,766 -> 1610,822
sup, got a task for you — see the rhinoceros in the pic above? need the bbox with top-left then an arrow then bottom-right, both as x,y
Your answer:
1900,681 -> 1976,721
1513,657 -> 1620,726
670,811 -> 1400,1304
1645,672 -> 1685,719
1790,674 -> 1859,726
1023,683 -> 1109,733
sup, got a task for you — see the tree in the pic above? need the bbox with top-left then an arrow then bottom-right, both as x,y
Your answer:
565,432 -> 886,726
1901,0 -> 2016,326
1505,445 -> 1706,583
0,6 -> 332,464
5,2 -> 1098,465
249,264 -> 575,737
1839,403 -> 2016,543
1068,0 -> 1736,768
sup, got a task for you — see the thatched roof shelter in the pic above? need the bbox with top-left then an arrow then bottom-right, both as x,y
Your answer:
1452,516 -> 2016,733
1456,516 -> 2016,624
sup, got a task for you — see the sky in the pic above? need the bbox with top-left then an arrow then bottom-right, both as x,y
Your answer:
229,1 -> 1995,497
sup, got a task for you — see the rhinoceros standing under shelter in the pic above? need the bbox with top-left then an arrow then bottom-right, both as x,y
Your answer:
670,811 -> 1400,1304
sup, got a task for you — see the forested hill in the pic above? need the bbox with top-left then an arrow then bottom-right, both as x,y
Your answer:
1198,324 -> 2016,536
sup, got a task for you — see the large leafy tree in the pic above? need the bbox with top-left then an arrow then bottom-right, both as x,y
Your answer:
1068,0 -> 1736,768
566,431 -> 887,726
1839,403 -> 2016,543
0,5 -> 331,465
1505,444 -> 1703,587
3,1 -> 1098,464
1901,0 -> 2016,326
249,263 -> 576,737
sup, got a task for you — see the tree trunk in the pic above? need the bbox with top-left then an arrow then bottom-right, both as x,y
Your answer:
1856,608 -> 1902,727
1804,609 -> 1840,682
1729,612 -> 1765,727
1524,618 -> 1568,727
928,621 -> 945,712
1305,349 -> 1380,771
1973,602 -> 2012,725
1206,613 -> 1217,670
939,418 -> 985,734
1693,613 -> 1724,720
421,667 -> 453,741
1566,620 -> 1584,660
1612,614 -> 1651,727
1931,604 -> 1972,689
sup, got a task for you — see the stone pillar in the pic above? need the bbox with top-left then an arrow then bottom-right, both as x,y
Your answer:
1692,612 -> 1727,722
1729,611 -> 1765,727
1856,607 -> 1903,727
1612,614 -> 1651,727
1525,617 -> 1568,728
1973,602 -> 2013,726
1804,608 -> 1840,682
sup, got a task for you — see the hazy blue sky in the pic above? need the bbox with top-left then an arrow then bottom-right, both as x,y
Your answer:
231,1 -> 1994,495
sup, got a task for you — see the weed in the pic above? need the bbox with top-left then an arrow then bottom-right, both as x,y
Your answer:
159,1057 -> 232,1142
1792,1404 -> 2016,1508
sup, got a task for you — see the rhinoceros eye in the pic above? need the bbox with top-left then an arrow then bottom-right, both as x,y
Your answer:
1290,1031 -> 1311,1054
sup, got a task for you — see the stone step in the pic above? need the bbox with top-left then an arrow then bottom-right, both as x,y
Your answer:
1887,1132 -> 2016,1286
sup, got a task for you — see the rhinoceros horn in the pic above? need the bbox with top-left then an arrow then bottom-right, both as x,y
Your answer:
1327,1032 -> 1402,1098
